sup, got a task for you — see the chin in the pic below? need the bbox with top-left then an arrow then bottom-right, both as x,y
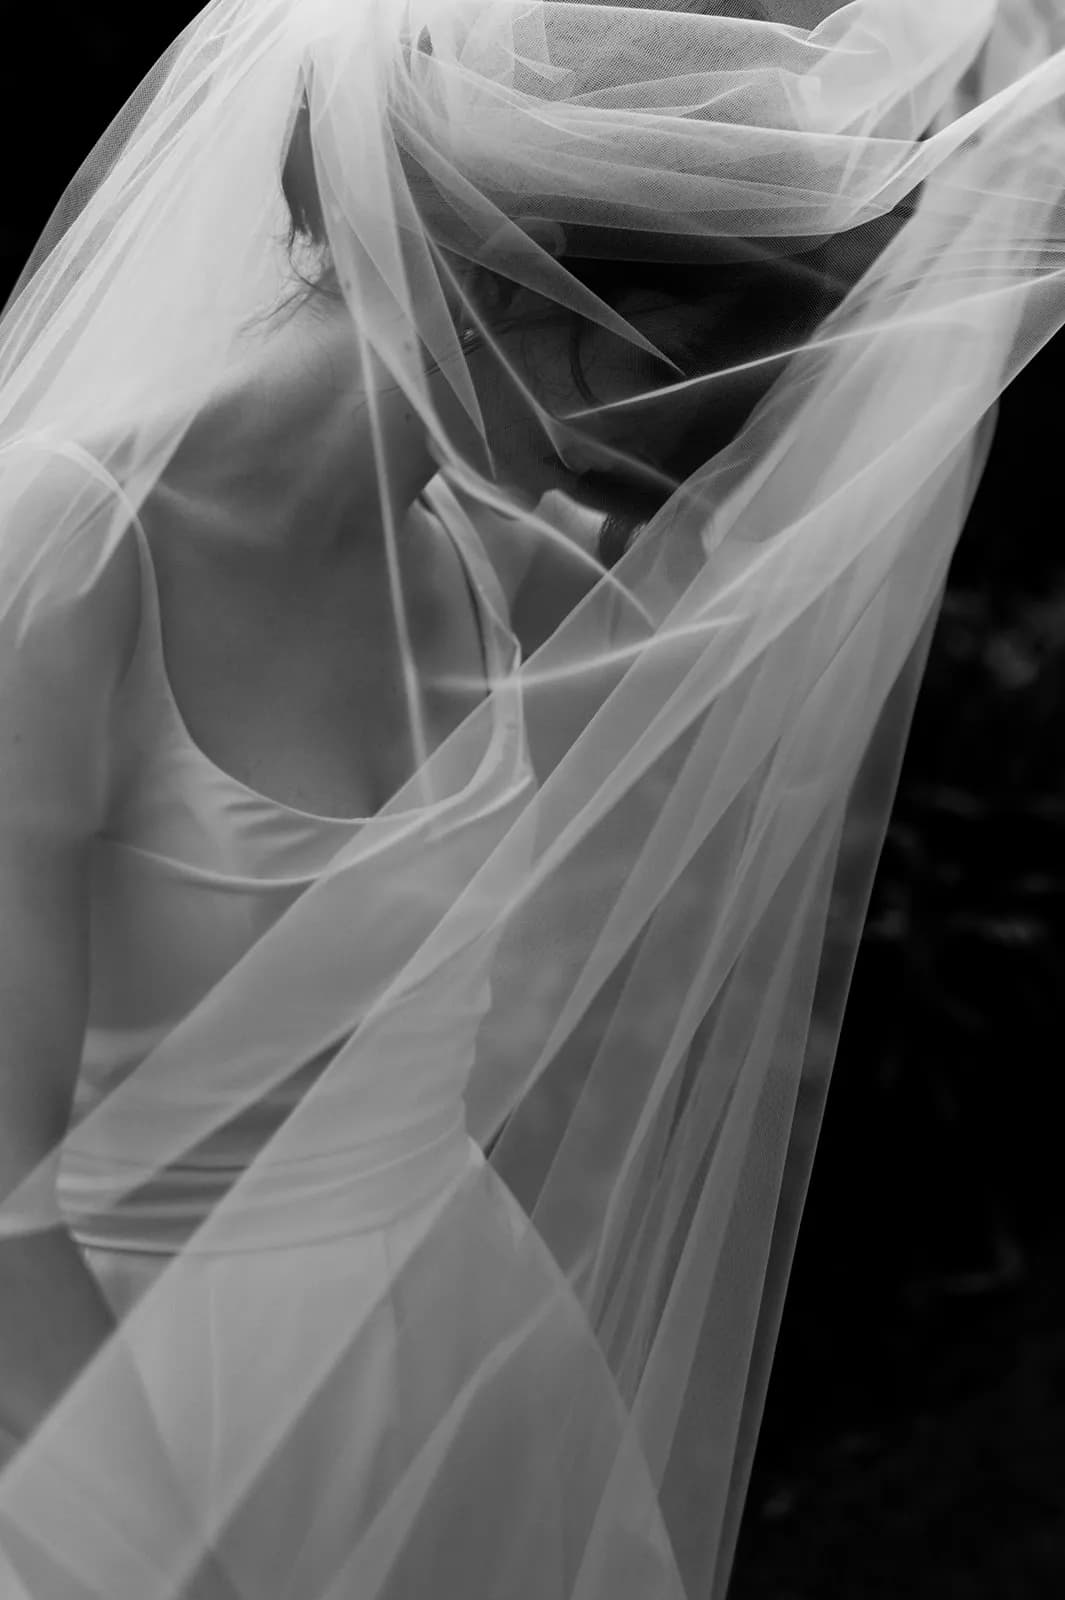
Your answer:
498,467 -> 565,510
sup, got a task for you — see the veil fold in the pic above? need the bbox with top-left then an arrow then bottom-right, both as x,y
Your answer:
1,2 -> 1062,1597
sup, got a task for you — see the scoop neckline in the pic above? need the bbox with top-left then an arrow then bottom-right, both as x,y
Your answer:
12,430 -> 520,829
130,515 -> 514,828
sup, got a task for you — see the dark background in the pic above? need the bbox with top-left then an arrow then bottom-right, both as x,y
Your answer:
5,12 -> 1063,1596
731,351 -> 1065,1597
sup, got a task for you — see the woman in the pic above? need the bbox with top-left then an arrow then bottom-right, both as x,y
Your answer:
1,2 -> 1062,1597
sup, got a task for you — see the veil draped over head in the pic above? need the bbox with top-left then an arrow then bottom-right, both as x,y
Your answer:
1,2 -> 1064,1597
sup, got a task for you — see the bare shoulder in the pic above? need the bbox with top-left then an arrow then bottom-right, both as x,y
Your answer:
0,439 -> 143,827
1,440 -> 142,621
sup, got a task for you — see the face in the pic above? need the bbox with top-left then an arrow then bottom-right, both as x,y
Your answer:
462,288 -> 706,511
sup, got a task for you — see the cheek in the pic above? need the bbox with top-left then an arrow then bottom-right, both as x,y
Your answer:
503,323 -> 586,414
483,371 -> 568,460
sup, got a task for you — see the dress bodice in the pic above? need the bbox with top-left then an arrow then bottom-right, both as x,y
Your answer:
15,437 -> 537,1250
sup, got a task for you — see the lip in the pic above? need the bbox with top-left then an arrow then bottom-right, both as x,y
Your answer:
558,445 -> 602,473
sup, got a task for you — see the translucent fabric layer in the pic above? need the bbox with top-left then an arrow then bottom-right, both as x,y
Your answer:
1,2 -> 1063,1597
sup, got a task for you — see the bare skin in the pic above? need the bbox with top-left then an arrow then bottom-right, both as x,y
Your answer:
112,295 -> 488,821
114,284 -> 691,822
133,476 -> 491,821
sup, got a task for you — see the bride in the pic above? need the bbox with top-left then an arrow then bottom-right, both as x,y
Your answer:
1,2 -> 1063,1597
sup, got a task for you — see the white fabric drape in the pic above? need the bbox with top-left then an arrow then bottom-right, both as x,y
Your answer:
1,3 -> 1063,1596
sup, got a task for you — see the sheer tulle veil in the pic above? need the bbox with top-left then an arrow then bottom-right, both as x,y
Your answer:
1,2 -> 1063,1597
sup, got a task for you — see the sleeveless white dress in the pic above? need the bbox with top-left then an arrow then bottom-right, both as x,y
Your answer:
35,438 -> 684,1600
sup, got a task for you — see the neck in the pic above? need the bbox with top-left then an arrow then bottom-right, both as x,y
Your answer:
163,295 -> 440,560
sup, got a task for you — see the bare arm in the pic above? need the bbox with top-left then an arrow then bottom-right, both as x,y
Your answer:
0,461 -> 241,1599
425,479 -> 606,656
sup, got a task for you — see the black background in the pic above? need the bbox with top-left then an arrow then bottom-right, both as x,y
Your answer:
4,11 -> 1063,1595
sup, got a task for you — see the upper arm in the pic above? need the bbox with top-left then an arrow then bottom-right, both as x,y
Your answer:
418,476 -> 608,655
0,452 -> 140,1195
459,490 -> 606,657
509,531 -> 603,660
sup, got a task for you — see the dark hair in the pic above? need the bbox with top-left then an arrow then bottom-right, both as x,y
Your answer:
276,94 -> 344,319
279,93 -> 889,565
